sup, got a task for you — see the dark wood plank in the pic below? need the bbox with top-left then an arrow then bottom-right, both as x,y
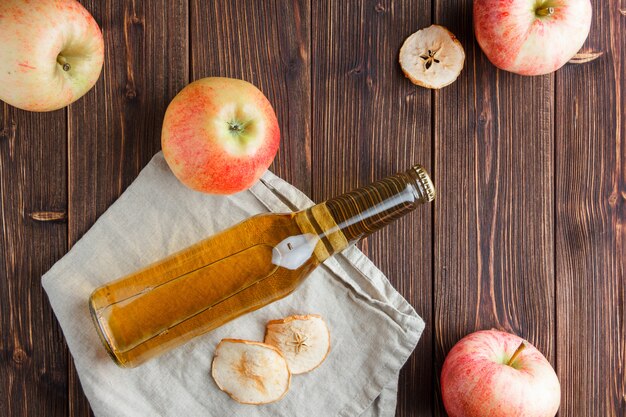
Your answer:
0,105 -> 68,416
555,0 -> 625,415
68,1 -> 189,415
433,0 -> 555,414
311,1 -> 433,415
190,0 -> 311,194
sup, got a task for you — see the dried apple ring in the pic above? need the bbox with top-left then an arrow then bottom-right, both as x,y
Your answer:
211,339 -> 291,404
264,314 -> 331,375
399,24 -> 465,89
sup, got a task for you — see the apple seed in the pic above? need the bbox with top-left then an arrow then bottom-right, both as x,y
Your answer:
420,49 -> 441,71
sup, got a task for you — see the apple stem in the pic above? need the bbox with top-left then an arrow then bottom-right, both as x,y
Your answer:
56,56 -> 71,72
506,341 -> 527,367
536,6 -> 555,17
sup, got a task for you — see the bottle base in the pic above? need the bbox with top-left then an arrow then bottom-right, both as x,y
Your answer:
88,296 -> 129,368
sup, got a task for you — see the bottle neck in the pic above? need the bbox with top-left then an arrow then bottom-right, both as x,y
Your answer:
296,165 -> 434,262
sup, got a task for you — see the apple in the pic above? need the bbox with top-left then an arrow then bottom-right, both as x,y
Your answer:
161,77 -> 280,195
441,330 -> 560,417
0,0 -> 104,112
474,0 -> 592,75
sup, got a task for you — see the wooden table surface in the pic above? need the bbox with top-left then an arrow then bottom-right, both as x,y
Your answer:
1,1 -> 624,416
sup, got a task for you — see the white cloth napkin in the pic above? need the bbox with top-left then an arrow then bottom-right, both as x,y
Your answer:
42,152 -> 424,417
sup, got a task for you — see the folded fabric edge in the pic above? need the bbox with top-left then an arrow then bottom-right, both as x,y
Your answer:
40,155 -> 426,417
337,315 -> 424,417
257,169 -> 425,328
357,376 -> 400,417
255,170 -> 427,417
42,152 -> 167,288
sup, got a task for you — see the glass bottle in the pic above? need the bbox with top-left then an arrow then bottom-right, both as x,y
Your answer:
89,165 -> 435,367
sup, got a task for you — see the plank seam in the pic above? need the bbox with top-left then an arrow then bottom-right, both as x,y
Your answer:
552,69 -> 558,382
188,0 -> 192,82
430,2 -> 436,416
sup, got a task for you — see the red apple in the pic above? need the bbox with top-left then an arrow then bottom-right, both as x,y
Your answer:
474,0 -> 592,75
0,0 -> 104,111
162,77 -> 280,194
441,330 -> 560,417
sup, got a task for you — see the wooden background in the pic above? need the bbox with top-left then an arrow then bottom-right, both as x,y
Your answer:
1,0 -> 624,416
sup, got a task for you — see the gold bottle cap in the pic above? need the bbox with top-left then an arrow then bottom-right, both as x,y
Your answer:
413,165 -> 436,202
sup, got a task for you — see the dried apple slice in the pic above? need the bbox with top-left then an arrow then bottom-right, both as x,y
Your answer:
399,24 -> 465,89
264,314 -> 330,374
211,339 -> 291,404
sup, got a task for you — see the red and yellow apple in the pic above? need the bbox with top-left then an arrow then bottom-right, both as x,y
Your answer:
162,77 -> 280,194
0,0 -> 104,112
474,0 -> 592,75
441,330 -> 560,417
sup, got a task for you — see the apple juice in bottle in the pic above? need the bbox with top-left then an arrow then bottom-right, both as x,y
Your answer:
89,165 -> 435,367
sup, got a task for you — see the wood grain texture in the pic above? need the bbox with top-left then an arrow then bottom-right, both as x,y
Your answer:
190,0 -> 311,194
311,1 -> 434,415
67,1 -> 188,415
555,0 -> 625,415
0,106 -> 68,416
1,1 -> 624,416
433,0 -> 555,414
